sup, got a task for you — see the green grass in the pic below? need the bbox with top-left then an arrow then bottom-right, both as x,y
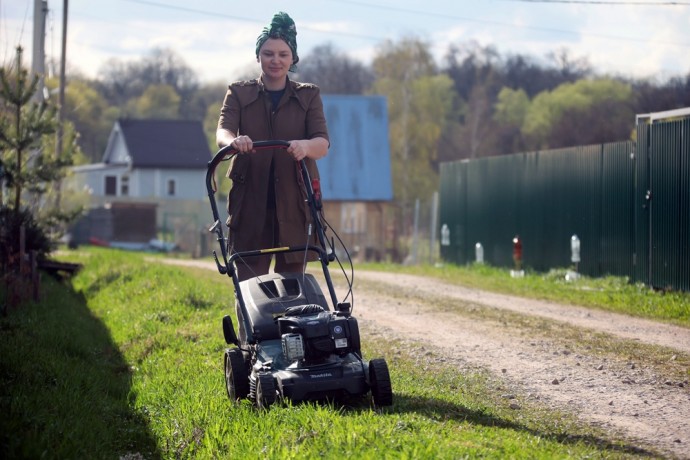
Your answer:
0,248 -> 664,458
358,262 -> 690,327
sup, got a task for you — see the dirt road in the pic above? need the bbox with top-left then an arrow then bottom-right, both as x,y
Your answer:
165,259 -> 690,458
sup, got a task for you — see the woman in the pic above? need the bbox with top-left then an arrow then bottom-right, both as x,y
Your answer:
216,11 -> 329,282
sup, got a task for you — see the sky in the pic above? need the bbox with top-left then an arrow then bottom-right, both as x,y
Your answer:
1,0 -> 689,85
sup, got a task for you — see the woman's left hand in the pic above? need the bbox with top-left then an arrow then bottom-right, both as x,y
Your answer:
286,140 -> 309,161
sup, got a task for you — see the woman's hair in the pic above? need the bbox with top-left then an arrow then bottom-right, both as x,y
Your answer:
255,11 -> 299,72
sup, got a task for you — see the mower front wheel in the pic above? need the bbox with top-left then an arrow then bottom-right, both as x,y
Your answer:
369,358 -> 393,407
255,372 -> 277,409
224,348 -> 249,401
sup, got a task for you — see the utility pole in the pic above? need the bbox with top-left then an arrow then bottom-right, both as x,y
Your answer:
55,0 -> 69,208
31,0 -> 48,100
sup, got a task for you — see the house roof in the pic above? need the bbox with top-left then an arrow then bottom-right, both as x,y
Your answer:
317,95 -> 393,201
113,118 -> 211,168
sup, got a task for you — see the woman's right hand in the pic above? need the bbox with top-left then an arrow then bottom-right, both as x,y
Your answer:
232,135 -> 254,153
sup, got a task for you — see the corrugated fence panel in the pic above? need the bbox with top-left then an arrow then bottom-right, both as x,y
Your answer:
439,161 -> 468,264
530,148 -> 569,271
581,145 -> 602,276
650,121 -> 676,288
468,155 -> 520,267
600,141 -> 635,277
466,159 -> 493,263
515,145 -> 606,275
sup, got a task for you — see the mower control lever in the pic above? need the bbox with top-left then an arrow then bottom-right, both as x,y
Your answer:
212,251 -> 228,275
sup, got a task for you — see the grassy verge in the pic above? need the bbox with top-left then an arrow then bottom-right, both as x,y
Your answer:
358,262 -> 690,327
0,266 -> 158,458
0,248 -> 662,458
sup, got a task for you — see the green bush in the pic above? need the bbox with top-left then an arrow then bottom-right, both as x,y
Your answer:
0,205 -> 53,273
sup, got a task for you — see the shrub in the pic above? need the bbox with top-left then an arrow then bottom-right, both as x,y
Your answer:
0,205 -> 53,274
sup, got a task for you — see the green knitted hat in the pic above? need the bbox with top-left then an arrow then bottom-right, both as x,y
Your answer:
255,12 -> 299,72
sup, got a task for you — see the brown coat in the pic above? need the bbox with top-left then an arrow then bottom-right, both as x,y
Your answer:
217,77 -> 329,262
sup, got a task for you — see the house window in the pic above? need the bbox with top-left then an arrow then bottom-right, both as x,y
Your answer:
105,176 -> 117,196
120,175 -> 129,196
167,179 -> 176,196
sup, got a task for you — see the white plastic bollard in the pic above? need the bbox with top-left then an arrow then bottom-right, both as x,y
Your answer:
441,224 -> 450,246
475,242 -> 484,264
571,234 -> 581,263
566,234 -> 581,281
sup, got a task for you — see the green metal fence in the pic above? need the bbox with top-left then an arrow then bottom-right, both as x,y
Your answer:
439,114 -> 690,291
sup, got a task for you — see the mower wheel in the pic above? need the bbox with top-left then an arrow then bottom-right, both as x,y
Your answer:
369,358 -> 393,407
224,348 -> 249,401
255,372 -> 277,409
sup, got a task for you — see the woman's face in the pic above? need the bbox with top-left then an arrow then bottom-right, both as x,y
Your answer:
258,38 -> 293,82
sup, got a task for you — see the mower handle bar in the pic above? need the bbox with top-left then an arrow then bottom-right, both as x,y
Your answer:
205,140 -> 331,275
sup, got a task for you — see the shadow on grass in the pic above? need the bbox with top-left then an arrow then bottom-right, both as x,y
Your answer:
377,393 -> 657,458
0,275 -> 161,459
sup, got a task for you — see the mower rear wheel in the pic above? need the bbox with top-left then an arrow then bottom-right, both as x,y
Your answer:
255,372 -> 277,409
224,348 -> 249,401
369,358 -> 393,407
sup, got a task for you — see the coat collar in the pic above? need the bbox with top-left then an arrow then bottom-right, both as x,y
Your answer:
234,76 -> 310,111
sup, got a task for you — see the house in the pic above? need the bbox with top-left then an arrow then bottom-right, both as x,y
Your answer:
69,118 -> 211,250
70,96 -> 393,260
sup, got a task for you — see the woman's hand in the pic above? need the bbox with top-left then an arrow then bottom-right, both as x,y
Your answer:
232,135 -> 254,153
287,138 -> 328,161
287,140 -> 309,161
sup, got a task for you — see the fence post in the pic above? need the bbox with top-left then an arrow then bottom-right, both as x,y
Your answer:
429,192 -> 438,265
19,225 -> 26,276
411,199 -> 420,264
30,250 -> 40,301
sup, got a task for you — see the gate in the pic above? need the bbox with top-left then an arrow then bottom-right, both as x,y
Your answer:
635,109 -> 690,291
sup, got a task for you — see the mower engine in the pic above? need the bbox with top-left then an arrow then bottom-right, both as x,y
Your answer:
277,305 -> 361,364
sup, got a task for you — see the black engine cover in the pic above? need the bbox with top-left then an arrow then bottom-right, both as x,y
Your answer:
238,273 -> 328,342
277,308 -> 359,361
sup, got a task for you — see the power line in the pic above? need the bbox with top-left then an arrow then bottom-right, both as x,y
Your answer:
121,0 -> 384,42
498,0 -> 690,4
0,0 -> 33,67
327,0 -> 690,47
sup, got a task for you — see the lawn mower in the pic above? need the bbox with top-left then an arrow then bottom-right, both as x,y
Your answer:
206,140 -> 393,409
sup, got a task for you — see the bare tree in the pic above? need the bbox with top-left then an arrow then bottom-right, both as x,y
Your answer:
297,43 -> 373,94
96,48 -> 199,112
